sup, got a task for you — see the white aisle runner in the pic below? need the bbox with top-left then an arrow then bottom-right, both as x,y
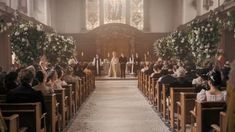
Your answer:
67,80 -> 170,132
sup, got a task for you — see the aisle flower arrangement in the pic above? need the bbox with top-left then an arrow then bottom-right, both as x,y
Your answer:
10,21 -> 46,65
44,33 -> 75,65
154,11 -> 222,67
187,12 -> 222,66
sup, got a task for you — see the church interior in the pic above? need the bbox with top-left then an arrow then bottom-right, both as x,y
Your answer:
0,0 -> 235,132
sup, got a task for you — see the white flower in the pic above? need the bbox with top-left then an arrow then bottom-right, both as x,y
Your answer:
205,28 -> 208,32
216,17 -> 220,22
181,38 -> 185,43
6,23 -> 12,27
207,24 -> 211,27
36,25 -> 42,31
22,38 -> 26,42
14,32 -> 20,36
210,28 -> 213,31
206,55 -> 210,58
19,24 -> 24,28
24,27 -> 28,31
227,11 -> 231,17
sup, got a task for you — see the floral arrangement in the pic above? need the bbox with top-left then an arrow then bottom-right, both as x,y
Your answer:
44,33 -> 75,65
154,36 -> 174,60
187,13 -> 222,66
10,21 -> 46,65
224,10 -> 235,38
154,11 -> 222,67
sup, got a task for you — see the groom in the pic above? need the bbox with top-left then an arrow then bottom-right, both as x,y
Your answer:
119,53 -> 127,78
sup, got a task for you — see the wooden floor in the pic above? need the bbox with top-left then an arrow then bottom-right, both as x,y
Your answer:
67,80 -> 170,132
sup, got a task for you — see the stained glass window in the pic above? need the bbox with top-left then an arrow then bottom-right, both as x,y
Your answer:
86,0 -> 100,30
86,0 -> 144,30
130,0 -> 144,30
103,0 -> 126,24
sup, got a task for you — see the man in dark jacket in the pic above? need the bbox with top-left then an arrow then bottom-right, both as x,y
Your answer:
119,53 -> 127,78
6,68 -> 47,114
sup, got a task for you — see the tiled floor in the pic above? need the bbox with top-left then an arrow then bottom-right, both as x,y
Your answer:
67,80 -> 170,132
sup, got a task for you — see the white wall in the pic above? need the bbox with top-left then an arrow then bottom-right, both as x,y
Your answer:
53,0 -> 82,33
148,0 -> 174,32
182,0 -> 197,24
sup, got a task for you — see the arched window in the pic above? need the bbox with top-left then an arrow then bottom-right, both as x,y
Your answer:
86,0 -> 100,30
86,0 -> 144,30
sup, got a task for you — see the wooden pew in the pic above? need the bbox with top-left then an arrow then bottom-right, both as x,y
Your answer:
3,114 -> 28,132
190,101 -> 226,132
150,78 -> 159,105
54,89 -> 69,130
169,87 -> 195,130
63,85 -> 75,120
0,102 -> 46,132
160,84 -> 192,121
211,112 -> 227,132
44,94 -> 60,132
155,82 -> 163,112
176,92 -> 197,132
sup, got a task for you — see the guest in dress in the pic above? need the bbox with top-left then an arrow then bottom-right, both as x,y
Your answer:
34,70 -> 52,95
55,65 -> 67,88
196,69 -> 226,102
46,69 -> 59,90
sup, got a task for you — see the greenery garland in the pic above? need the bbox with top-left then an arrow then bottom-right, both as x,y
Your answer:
10,21 -> 46,65
44,33 -> 75,65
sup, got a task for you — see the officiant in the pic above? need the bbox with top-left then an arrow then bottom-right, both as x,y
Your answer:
93,54 -> 102,76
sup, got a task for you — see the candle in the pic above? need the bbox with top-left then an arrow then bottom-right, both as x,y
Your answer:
144,54 -> 147,62
81,52 -> 84,57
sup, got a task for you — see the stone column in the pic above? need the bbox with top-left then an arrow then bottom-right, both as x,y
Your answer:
143,0 -> 150,32
80,0 -> 87,32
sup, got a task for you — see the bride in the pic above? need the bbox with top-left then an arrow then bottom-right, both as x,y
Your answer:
108,51 -> 120,77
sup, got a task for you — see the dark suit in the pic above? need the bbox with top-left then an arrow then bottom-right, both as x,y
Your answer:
6,82 -> 47,114
134,57 -> 141,75
119,56 -> 127,78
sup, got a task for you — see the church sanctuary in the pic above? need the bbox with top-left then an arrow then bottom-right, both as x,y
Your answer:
1,0 -> 235,132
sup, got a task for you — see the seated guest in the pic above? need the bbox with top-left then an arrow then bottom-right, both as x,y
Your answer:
192,69 -> 208,92
63,66 -> 80,83
54,65 -> 67,88
34,70 -> 52,95
6,68 -> 47,113
26,65 -> 38,87
83,63 -> 93,75
73,63 -> 86,77
4,71 -> 19,92
141,62 -> 150,73
221,61 -> 231,83
197,69 -> 226,102
150,65 -> 162,78
46,69 -> 61,90
0,71 -> 7,94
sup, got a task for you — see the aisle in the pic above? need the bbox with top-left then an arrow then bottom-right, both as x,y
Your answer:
67,80 -> 170,132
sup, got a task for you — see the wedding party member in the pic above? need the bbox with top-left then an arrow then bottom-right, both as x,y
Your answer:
109,51 -> 120,77
119,53 -> 127,78
93,54 -> 102,76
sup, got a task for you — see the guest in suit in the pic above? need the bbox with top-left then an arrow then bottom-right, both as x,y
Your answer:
6,68 -> 47,113
4,71 -> 19,92
134,53 -> 141,76
93,54 -> 102,76
119,53 -> 128,78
